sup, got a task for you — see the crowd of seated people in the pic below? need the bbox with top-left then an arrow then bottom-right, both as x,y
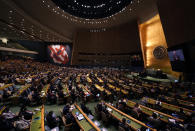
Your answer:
0,56 -> 195,131
0,106 -> 32,130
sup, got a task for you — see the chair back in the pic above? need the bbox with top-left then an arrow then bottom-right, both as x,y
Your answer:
130,110 -> 139,119
94,106 -> 101,120
118,126 -> 126,131
101,111 -> 108,122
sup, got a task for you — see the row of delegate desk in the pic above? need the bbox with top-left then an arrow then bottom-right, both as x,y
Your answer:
2,102 -> 151,131
72,102 -> 157,131
112,76 -> 195,115
62,84 -> 70,97
55,74 -> 159,131
0,84 -> 14,91
69,75 -> 180,131
105,76 -> 143,96
139,80 -> 194,103
92,75 -> 129,96
0,105 -> 44,131
78,84 -> 92,96
169,92 -> 195,102
0,83 -> 49,105
159,95 -> 195,110
28,73 -> 193,131
40,82 -> 71,104
90,77 -> 190,123
126,100 -> 184,123
72,104 -> 100,131
82,75 -> 130,101
0,105 -> 6,115
141,83 -> 171,91
105,103 -> 156,131
40,84 -> 50,103
94,84 -> 111,96
30,106 -> 45,131
78,84 -> 92,101
101,75 -> 143,96
0,83 -> 67,131
100,78 -> 189,127
107,83 -> 129,95
98,75 -> 150,98
142,97 -> 194,116
9,84 -> 31,104
89,74 -> 194,113
63,74 -> 194,130
87,76 -> 194,125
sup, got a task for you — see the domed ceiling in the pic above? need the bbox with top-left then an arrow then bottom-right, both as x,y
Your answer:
0,0 -> 158,42
51,0 -> 133,19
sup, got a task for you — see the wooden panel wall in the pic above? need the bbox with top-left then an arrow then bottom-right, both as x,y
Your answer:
157,0 -> 195,47
139,14 -> 180,77
72,21 -> 142,65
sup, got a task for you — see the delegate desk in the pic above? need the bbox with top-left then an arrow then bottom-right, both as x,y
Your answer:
0,84 -> 13,91
94,84 -> 104,92
86,74 -> 92,83
42,84 -> 50,94
107,78 -> 114,83
72,104 -> 100,131
169,92 -> 195,102
0,106 -> 6,115
121,89 -> 129,95
142,97 -> 194,115
107,84 -> 120,92
129,85 -> 143,96
181,95 -> 195,102
51,77 -> 58,84
78,84 -> 91,96
61,84 -> 71,103
76,75 -> 81,83
107,84 -> 128,95
179,92 -> 195,102
142,83 -> 170,91
11,84 -> 31,102
34,77 -> 44,86
120,84 -> 131,90
78,84 -> 92,100
104,103 -> 156,131
114,84 -> 129,95
11,84 -> 31,98
0,84 -> 14,100
63,76 -> 70,83
16,78 -> 25,85
159,95 -> 195,109
107,84 -> 115,90
115,78 -> 124,83
62,84 -> 70,97
96,77 -> 104,83
95,84 -> 111,96
179,95 -> 195,102
41,84 -> 50,102
19,84 -> 31,95
126,100 -> 183,123
30,75 -> 37,79
30,106 -> 45,131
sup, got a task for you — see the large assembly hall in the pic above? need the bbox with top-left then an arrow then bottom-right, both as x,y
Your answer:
0,0 -> 195,131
